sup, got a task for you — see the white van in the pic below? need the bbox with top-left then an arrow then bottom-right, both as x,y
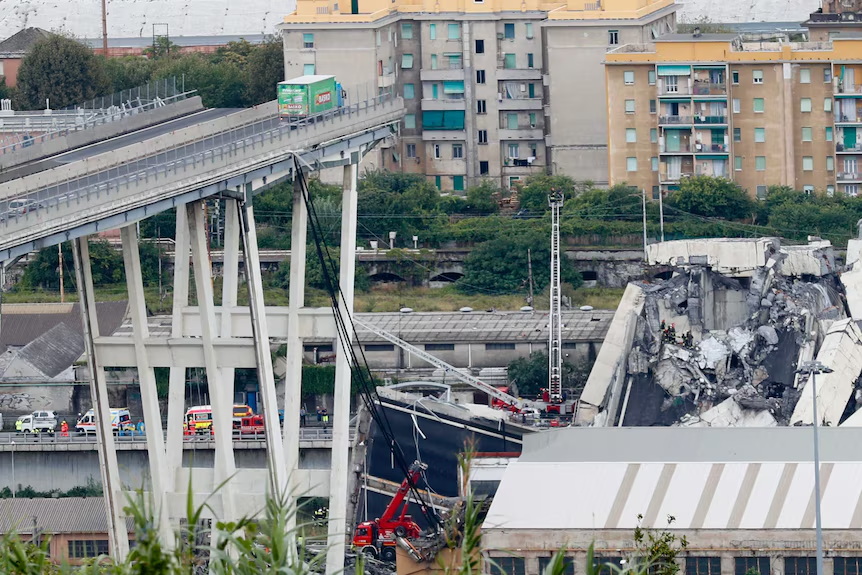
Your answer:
76,408 -> 135,435
18,411 -> 57,433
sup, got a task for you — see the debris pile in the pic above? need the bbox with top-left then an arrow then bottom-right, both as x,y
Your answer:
578,238 -> 862,427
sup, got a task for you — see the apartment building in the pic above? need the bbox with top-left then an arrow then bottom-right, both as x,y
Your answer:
281,0 -> 676,192
605,33 -> 862,198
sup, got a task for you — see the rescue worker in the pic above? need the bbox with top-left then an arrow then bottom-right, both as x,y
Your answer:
15,418 -> 21,433
137,420 -> 146,436
660,319 -> 666,332
322,408 -> 329,429
60,421 -> 69,437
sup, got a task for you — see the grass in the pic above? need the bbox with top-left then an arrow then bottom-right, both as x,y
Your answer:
4,281 -> 624,314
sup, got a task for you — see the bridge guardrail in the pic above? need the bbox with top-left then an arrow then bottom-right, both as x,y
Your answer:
0,427 -> 352,444
0,84 -> 400,241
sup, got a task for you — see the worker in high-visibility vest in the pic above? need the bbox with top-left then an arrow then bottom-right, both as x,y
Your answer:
15,418 -> 21,433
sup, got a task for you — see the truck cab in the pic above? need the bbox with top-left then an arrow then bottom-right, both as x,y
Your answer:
17,411 -> 56,433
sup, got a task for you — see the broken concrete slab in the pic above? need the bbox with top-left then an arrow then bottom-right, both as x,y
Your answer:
647,238 -> 780,277
757,325 -> 779,345
680,396 -> 777,427
780,240 -> 836,277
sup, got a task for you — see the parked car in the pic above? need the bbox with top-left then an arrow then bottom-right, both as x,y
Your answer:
17,411 -> 57,433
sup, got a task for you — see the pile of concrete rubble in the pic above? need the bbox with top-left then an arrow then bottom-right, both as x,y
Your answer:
577,237 -> 862,428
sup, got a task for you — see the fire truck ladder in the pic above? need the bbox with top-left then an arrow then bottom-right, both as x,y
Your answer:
353,317 -> 530,410
548,188 -> 564,405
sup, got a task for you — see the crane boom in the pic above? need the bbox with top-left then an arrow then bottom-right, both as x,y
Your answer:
353,317 -> 529,410
548,188 -> 564,404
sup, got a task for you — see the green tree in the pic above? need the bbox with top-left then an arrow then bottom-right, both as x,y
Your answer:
244,37 -> 285,105
18,240 -> 125,291
633,514 -> 689,575
16,34 -> 110,110
507,351 -> 592,397
143,36 -> 180,60
102,56 -> 156,92
517,174 -> 578,213
273,245 -> 370,293
667,175 -> 755,220
463,181 -> 500,215
459,230 -> 582,294
152,54 -> 245,108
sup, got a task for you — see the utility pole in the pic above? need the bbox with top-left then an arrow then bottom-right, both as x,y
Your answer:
101,0 -> 108,55
526,248 -> 534,307
641,188 -> 648,260
58,243 -> 64,303
658,189 -> 665,242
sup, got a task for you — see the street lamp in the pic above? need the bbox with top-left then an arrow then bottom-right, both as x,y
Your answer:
797,359 -> 834,575
10,440 -> 15,498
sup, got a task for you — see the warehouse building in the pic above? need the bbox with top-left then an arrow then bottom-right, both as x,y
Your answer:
483,426 -> 862,575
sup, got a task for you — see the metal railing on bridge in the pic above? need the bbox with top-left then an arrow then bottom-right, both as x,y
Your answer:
0,427 -> 351,445
0,83 -> 398,230
0,77 -> 194,156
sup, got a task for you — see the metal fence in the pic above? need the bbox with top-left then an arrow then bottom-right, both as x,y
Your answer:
0,427 -> 353,445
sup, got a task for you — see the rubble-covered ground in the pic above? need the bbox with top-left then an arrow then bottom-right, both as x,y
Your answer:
581,238 -> 862,428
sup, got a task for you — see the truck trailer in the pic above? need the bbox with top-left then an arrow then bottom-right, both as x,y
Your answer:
277,75 -> 343,120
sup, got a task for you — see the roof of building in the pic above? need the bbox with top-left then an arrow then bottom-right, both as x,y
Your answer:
0,27 -> 51,55
677,0 -> 818,25
16,322 -> 84,378
0,497 -> 133,534
0,301 -> 129,354
655,32 -> 740,42
484,427 -> 862,532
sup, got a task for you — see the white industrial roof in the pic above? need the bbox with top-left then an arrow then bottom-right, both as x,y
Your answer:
677,0 -> 819,24
484,427 -> 862,531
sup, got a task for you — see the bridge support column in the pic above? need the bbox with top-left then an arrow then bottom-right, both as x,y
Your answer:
326,163 -> 358,575
220,200 -> 239,441
237,194 -> 287,493
186,201 -> 237,521
71,237 -> 130,561
283,173 -> 307,529
166,207 -> 190,499
120,225 -> 172,546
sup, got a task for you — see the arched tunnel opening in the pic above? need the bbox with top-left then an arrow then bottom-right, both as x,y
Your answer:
368,272 -> 407,284
429,272 -> 464,283
580,270 -> 598,287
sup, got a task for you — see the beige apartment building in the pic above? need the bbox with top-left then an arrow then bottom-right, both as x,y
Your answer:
606,33 -> 862,199
281,0 -> 676,192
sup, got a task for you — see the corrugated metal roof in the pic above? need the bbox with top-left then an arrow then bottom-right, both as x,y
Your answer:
0,301 -> 128,354
16,322 -> 84,378
0,497 -> 133,534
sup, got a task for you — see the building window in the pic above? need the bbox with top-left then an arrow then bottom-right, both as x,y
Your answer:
434,144 -> 441,158
594,557 -> 625,575
452,143 -> 463,158
734,128 -> 741,142
68,540 -> 109,559
406,143 -> 416,158
404,84 -> 415,99
402,23 -> 413,39
652,186 -> 660,199
802,126 -> 812,141
732,98 -> 740,113
486,343 -> 516,350
825,98 -> 833,112
648,70 -> 656,85
803,185 -> 814,194
627,157 -> 637,171
478,130 -> 488,144
650,128 -> 657,142
491,558 -> 526,575
303,33 -> 314,48
448,24 -> 460,39
404,114 -> 416,129
480,160 -> 489,175
539,557 -> 574,575
848,185 -> 860,197
827,184 -> 835,196
753,98 -> 764,112
525,23 -> 534,39
756,185 -> 767,200
826,127 -> 833,141
625,99 -> 635,113
446,53 -> 462,69
529,112 -> 537,127
429,23 -> 436,40
504,23 -> 515,39
650,99 -> 656,114
425,343 -> 455,351
754,127 -> 765,143
827,156 -> 835,171
626,128 -> 637,143
402,54 -> 414,69
431,54 -> 438,69
732,70 -> 739,84
453,175 -> 464,191
365,344 -> 395,352
508,143 -> 520,158
756,156 -> 766,171
527,53 -> 534,68
825,68 -> 833,83
504,54 -> 516,69
477,100 -> 487,114
753,70 -> 763,84
735,558 -> 769,575
803,156 -> 814,171
432,84 -> 438,99
528,83 -> 536,97
624,71 -> 635,84
687,557 -> 722,575
507,113 -> 518,129
434,175 -> 441,189
800,68 -> 811,83
303,63 -> 315,75
477,70 -> 486,84
376,30 -> 381,46
651,157 -> 658,171
734,156 -> 742,171
608,30 -> 619,45
801,98 -> 812,112
475,39 -> 484,53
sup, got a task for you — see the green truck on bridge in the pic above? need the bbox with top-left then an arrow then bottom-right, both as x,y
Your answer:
277,75 -> 343,120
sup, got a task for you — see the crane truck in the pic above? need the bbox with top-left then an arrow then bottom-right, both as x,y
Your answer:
352,461 -> 427,562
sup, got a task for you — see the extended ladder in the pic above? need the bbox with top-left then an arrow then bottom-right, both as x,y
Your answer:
548,188 -> 564,405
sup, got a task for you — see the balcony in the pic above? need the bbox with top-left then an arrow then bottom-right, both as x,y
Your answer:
694,143 -> 729,153
694,115 -> 728,125
658,85 -> 692,97
660,145 -> 692,154
692,82 -> 727,97
836,83 -> 862,96
659,171 -> 694,183
503,162 -> 544,175
838,172 -> 862,182
378,73 -> 395,89
837,143 -> 862,153
421,98 -> 466,111
498,128 -> 543,140
496,68 -> 542,81
659,115 -> 693,126
422,130 -> 467,141
498,98 -> 543,111
420,69 -> 465,81
835,113 -> 862,124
